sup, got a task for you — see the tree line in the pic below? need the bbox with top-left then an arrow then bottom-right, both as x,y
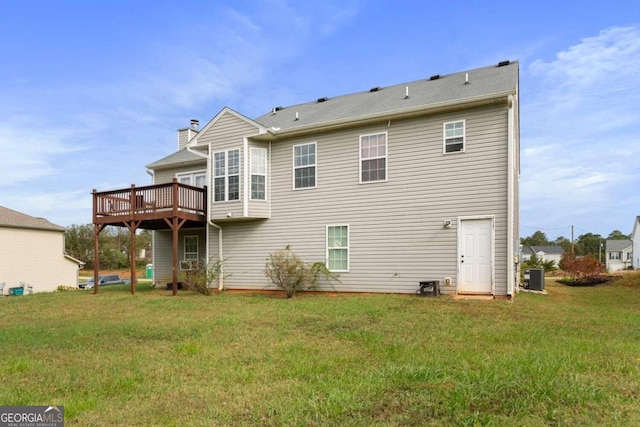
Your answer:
521,229 -> 630,260
65,224 -> 152,270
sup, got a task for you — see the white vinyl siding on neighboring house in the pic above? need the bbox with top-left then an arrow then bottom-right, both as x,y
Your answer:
444,120 -> 465,153
293,142 -> 316,189
327,225 -> 349,272
359,132 -> 387,183
214,149 -> 240,202
251,147 -> 267,200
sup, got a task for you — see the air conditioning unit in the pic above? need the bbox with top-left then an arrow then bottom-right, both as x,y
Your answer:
180,260 -> 197,271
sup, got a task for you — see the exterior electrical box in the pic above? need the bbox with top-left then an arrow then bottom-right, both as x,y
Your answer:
528,269 -> 545,291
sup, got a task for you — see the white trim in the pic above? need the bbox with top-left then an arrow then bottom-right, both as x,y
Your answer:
457,215 -> 495,295
190,107 -> 266,146
212,148 -> 241,202
443,119 -> 466,154
359,131 -> 388,184
243,138 -> 249,217
184,235 -> 199,261
326,224 -> 350,273
292,142 -> 317,190
250,147 -> 267,200
507,94 -> 516,296
175,169 -> 207,187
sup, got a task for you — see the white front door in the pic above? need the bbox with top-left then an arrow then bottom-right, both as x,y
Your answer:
458,218 -> 493,294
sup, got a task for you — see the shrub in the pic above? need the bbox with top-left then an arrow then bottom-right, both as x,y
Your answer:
57,285 -> 79,291
559,253 -> 606,284
264,246 -> 340,298
179,258 -> 224,295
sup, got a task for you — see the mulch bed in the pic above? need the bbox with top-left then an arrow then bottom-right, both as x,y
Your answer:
557,276 -> 613,287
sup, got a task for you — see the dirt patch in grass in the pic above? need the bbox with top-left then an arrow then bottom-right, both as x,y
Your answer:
557,276 -> 614,287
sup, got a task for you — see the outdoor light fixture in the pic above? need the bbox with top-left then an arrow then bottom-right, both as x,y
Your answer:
443,220 -> 452,228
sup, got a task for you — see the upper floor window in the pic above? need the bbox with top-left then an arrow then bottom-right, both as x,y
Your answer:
360,132 -> 387,183
444,120 -> 465,153
176,171 -> 206,188
251,147 -> 267,200
293,142 -> 316,189
214,149 -> 240,202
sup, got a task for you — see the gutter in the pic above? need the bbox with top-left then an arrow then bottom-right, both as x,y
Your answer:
187,145 -> 224,291
252,90 -> 515,141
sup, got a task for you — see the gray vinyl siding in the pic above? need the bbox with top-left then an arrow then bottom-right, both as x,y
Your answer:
197,111 -> 265,220
218,104 -> 510,295
196,112 -> 259,148
153,228 -> 206,287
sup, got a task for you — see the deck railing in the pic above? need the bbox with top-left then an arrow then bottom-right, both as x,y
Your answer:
93,179 -> 206,218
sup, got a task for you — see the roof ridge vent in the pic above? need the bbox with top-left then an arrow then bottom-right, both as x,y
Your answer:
429,74 -> 440,81
316,97 -> 328,103
497,60 -> 510,67
369,86 -> 381,92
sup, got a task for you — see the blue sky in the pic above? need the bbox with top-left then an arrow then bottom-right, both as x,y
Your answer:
0,1 -> 638,240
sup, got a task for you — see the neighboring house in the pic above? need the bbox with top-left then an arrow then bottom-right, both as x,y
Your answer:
521,245 -> 564,267
633,217 -> 640,270
0,206 -> 84,294
605,239 -> 632,272
93,61 -> 520,297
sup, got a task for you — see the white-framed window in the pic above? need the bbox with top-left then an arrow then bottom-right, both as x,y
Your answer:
184,235 -> 198,261
326,225 -> 349,272
360,132 -> 387,183
293,142 -> 316,189
250,147 -> 267,200
443,120 -> 465,153
176,170 -> 206,188
610,252 -> 621,260
213,149 -> 240,202
627,252 -> 632,260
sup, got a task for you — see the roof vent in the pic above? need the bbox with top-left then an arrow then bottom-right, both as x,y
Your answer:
429,74 -> 440,81
317,97 -> 328,103
274,106 -> 284,112
190,119 -> 199,131
498,60 -> 510,67
369,86 -> 381,92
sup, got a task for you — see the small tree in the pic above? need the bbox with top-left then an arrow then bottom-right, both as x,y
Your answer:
559,253 -> 606,284
179,258 -> 224,295
264,246 -> 340,298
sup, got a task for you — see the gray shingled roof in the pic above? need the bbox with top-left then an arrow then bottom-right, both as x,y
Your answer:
255,61 -> 518,131
530,245 -> 564,255
0,206 -> 66,232
606,239 -> 632,251
146,148 -> 206,170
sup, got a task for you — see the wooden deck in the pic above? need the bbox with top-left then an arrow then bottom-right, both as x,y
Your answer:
92,179 -> 207,296
93,180 -> 206,229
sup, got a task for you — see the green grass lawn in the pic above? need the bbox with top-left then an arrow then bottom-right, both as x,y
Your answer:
1,275 -> 639,426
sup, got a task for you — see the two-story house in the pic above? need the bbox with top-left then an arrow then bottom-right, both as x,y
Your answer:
605,239 -> 633,272
1,205 -> 84,294
93,61 -> 520,297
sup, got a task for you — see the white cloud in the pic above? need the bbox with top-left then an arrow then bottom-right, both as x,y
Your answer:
521,26 -> 640,237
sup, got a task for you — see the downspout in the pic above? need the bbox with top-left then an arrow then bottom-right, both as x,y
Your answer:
187,146 -> 224,291
507,94 -> 515,296
146,168 -> 156,286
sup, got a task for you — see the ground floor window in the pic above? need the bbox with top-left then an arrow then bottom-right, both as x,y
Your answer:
184,235 -> 198,261
327,225 -> 349,272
